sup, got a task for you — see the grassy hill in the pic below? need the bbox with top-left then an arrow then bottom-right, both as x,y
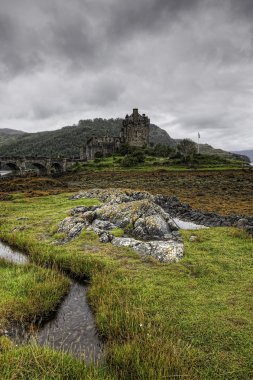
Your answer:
198,144 -> 250,163
232,149 -> 253,162
0,119 -> 175,158
0,128 -> 27,147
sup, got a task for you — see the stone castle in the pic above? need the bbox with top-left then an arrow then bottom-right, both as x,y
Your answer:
85,109 -> 150,160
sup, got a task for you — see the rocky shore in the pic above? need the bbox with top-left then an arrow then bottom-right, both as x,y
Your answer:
57,188 -> 253,264
155,194 -> 253,235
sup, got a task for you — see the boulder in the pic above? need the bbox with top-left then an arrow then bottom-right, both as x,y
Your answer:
59,188 -> 185,263
111,237 -> 183,263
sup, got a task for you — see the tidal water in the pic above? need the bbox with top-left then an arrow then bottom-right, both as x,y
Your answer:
0,241 -> 28,264
0,240 -> 103,362
0,170 -> 12,177
173,218 -> 207,230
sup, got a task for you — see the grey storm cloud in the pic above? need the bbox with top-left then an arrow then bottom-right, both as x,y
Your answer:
0,0 -> 253,150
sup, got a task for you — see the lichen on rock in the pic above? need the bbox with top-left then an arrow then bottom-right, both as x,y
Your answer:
59,188 -> 184,263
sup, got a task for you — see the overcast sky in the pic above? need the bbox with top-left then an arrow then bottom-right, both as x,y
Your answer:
1,0 -> 253,150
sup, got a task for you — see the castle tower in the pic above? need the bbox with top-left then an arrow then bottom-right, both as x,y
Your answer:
122,108 -> 150,147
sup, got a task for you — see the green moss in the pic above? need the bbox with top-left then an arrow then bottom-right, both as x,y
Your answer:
111,228 -> 124,238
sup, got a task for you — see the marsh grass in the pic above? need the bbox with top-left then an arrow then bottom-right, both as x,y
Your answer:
0,259 -> 70,331
0,344 -> 114,380
0,193 -> 253,378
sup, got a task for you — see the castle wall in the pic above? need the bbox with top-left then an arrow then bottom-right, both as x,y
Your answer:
122,109 -> 150,147
86,136 -> 121,160
84,109 -> 150,161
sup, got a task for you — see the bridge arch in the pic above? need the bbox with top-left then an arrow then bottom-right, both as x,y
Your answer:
4,162 -> 20,172
51,162 -> 63,173
30,162 -> 48,175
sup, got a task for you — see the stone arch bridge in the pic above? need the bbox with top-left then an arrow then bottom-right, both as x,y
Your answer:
0,156 -> 81,175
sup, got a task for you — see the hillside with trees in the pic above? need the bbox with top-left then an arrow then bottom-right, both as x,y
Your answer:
0,119 -> 175,158
0,120 -> 249,165
0,128 -> 27,147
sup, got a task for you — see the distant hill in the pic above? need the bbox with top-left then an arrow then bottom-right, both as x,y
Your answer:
232,150 -> 253,162
198,144 -> 250,162
0,128 -> 26,135
0,121 -> 248,163
0,128 -> 27,147
174,142 -> 249,163
0,119 -> 176,158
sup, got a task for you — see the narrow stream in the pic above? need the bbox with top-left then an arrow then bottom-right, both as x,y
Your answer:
0,242 -> 28,264
0,170 -> 12,177
0,240 -> 103,362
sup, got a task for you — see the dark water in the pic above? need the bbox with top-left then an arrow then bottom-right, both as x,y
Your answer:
0,241 -> 103,362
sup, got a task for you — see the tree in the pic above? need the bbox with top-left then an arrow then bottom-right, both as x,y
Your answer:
177,139 -> 197,162
154,144 -> 175,158
121,149 -> 145,167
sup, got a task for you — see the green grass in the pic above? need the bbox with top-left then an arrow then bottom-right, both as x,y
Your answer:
0,258 -> 70,335
72,152 -> 249,173
70,152 -> 249,173
110,228 -> 124,237
0,193 -> 253,379
0,344 -> 114,380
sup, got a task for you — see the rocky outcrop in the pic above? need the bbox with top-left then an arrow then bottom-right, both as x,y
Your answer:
59,189 -> 184,263
70,189 -> 253,234
57,188 -> 253,263
155,195 -> 253,235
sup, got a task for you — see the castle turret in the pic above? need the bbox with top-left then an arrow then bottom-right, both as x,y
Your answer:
122,108 -> 150,147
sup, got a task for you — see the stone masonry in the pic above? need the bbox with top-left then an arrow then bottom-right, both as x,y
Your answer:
85,109 -> 150,160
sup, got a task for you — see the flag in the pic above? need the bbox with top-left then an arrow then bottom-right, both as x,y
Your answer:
198,132 -> 200,139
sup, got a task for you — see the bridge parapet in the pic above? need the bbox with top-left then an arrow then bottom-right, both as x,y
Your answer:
0,156 -> 81,175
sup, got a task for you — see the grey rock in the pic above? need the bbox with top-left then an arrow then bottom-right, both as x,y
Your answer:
236,218 -> 249,228
68,223 -> 84,239
189,235 -> 198,242
111,237 -> 183,263
92,220 -> 115,230
70,206 -> 90,216
149,240 -> 184,263
69,191 -> 85,200
82,211 -> 96,224
245,225 -> 253,235
59,188 -> 187,262
132,225 -> 146,239
57,217 -> 77,233
99,233 -> 110,243
145,214 -> 170,237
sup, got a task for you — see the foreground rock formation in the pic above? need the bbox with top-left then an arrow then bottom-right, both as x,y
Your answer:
58,189 -> 184,263
57,188 -> 253,263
